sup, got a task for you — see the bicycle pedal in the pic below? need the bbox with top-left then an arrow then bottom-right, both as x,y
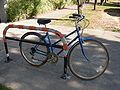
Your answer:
61,73 -> 71,80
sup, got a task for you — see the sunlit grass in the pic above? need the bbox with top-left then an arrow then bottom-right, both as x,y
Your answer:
0,84 -> 13,90
51,0 -> 120,31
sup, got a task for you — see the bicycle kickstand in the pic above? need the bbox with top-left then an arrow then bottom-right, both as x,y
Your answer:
61,57 -> 71,80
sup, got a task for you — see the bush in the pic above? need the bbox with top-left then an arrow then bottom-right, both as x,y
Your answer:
7,0 -> 41,21
48,0 -> 67,9
37,0 -> 54,13
6,0 -> 73,21
0,84 -> 12,90
72,0 -> 86,5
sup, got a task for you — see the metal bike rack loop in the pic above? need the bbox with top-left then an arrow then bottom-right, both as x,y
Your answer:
3,24 -> 70,79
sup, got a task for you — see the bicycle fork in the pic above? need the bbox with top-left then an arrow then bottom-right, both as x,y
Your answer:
77,28 -> 90,62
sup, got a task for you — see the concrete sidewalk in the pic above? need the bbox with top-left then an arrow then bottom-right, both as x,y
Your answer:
0,5 -> 120,90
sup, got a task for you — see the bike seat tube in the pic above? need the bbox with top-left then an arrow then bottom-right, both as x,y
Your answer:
46,32 -> 54,52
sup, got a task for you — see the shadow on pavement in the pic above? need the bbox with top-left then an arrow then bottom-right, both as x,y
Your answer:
0,31 -> 120,90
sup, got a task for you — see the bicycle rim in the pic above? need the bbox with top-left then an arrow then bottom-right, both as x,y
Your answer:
20,32 -> 48,66
68,39 -> 109,80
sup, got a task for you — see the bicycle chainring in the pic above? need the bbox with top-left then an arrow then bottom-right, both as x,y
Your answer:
47,53 -> 58,63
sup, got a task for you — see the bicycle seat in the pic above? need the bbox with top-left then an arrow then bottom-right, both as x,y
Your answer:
37,18 -> 51,25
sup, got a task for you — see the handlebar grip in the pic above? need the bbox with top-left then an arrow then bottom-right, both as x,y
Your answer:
69,14 -> 85,21
69,16 -> 75,19
72,13 -> 84,19
72,13 -> 81,17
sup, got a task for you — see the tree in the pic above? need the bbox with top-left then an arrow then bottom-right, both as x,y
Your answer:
105,0 -> 108,3
100,0 -> 104,5
0,0 -> 7,22
94,0 -> 97,10
77,0 -> 86,14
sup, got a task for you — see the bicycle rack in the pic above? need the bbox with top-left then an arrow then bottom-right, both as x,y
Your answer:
3,24 -> 70,79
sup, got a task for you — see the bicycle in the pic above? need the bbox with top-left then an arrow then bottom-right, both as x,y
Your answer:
19,14 -> 109,80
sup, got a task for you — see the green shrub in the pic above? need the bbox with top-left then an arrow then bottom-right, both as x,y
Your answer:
6,0 -> 73,21
0,84 -> 12,90
48,0 -> 67,9
71,0 -> 86,5
7,0 -> 41,21
37,0 -> 54,13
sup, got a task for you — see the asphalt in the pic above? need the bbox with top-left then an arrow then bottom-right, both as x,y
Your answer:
0,5 -> 120,90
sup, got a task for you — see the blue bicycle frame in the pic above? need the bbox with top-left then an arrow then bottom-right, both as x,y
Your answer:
38,25 -> 91,62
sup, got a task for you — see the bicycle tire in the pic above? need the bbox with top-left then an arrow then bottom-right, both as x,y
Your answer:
68,39 -> 109,80
19,32 -> 49,66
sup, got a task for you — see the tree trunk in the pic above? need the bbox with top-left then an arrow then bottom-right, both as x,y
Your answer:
0,0 -> 7,22
77,0 -> 85,14
86,0 -> 90,3
77,0 -> 81,14
100,0 -> 104,5
105,0 -> 108,3
94,0 -> 97,10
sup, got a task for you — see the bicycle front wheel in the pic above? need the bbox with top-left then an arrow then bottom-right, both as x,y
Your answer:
68,39 -> 109,80
19,32 -> 49,66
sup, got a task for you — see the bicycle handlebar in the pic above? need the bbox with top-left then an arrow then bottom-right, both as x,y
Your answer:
69,13 -> 85,21
69,13 -> 89,35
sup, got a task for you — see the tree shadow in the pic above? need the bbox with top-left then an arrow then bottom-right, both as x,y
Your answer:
103,2 -> 120,7
103,1 -> 120,17
0,28 -> 120,90
64,7 -> 77,10
104,8 -> 120,17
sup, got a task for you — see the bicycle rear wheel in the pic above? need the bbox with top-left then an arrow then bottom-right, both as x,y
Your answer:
68,39 -> 109,80
19,32 -> 49,66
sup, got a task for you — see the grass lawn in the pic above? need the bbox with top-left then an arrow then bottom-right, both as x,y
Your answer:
51,0 -> 120,32
0,84 -> 12,90
83,1 -> 120,30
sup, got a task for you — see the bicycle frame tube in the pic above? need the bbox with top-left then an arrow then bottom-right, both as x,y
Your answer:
30,28 -> 80,57
46,32 -> 54,52
53,29 -> 78,45
52,29 -> 79,55
33,28 -> 79,56
76,26 -> 90,61
36,49 -> 47,56
29,25 -> 89,60
17,26 -> 90,62
57,36 -> 78,55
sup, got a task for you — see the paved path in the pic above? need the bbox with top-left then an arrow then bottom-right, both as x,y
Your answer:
0,5 -> 120,90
